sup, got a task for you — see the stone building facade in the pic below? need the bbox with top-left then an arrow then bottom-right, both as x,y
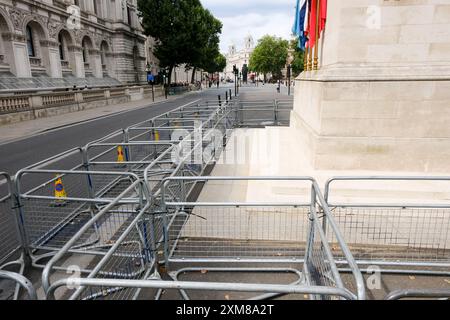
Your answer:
0,0 -> 147,91
224,35 -> 254,81
292,0 -> 450,173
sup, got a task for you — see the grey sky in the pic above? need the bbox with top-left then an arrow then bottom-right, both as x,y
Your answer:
200,0 -> 296,53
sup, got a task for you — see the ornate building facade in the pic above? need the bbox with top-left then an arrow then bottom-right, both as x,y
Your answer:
0,0 -> 147,91
223,35 -> 254,81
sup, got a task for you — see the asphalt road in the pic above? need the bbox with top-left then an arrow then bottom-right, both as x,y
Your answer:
0,87 -> 229,177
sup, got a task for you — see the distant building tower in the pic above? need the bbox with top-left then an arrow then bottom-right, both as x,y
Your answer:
224,35 -> 255,81
229,44 -> 236,55
244,35 -> 254,50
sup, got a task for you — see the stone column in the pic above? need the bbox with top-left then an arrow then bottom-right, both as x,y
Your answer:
69,45 -> 85,78
2,33 -> 31,77
105,52 -> 116,77
89,49 -> 103,78
116,0 -> 124,22
40,40 -> 62,78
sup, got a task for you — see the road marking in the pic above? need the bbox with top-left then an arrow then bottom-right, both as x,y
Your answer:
0,97 -> 203,147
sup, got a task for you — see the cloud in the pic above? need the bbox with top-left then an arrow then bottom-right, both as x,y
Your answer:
201,0 -> 296,53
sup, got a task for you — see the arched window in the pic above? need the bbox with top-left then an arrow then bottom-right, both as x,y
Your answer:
100,41 -> 110,72
82,38 -> 88,62
127,6 -> 132,26
58,33 -> 65,60
26,25 -> 35,57
0,13 -> 10,62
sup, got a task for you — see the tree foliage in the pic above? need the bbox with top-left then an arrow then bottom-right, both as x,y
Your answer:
249,36 -> 289,79
188,8 -> 223,79
202,52 -> 226,74
290,39 -> 305,77
137,0 -> 222,83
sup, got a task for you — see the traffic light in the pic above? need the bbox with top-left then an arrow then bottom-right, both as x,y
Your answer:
233,65 -> 238,75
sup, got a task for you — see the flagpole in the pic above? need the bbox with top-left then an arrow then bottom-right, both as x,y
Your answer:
313,0 -> 320,70
307,46 -> 312,71
303,49 -> 308,71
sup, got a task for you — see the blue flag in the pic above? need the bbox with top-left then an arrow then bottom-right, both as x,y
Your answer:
292,0 -> 301,36
292,0 -> 309,51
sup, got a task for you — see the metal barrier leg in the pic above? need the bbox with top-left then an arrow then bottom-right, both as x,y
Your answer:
0,270 -> 37,300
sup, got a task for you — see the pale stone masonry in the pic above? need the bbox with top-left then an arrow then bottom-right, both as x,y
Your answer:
223,35 -> 254,81
293,0 -> 450,172
0,0 -> 147,90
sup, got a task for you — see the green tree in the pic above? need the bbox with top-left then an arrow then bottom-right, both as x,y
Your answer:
138,0 -> 222,84
249,35 -> 289,81
187,8 -> 223,83
202,52 -> 226,74
290,39 -> 305,77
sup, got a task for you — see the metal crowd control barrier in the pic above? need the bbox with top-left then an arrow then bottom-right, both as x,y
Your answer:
236,99 -> 293,127
158,176 -> 365,300
46,277 -> 358,301
142,106 -> 237,256
41,105 -> 237,300
15,169 -> 143,268
42,179 -> 156,300
324,177 -> 450,275
43,177 -> 365,300
42,177 -> 364,301
0,270 -> 37,300
385,289 -> 450,300
0,172 -> 28,300
85,140 -> 175,177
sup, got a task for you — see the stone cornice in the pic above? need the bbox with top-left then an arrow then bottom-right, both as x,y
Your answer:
3,2 -> 146,44
1,32 -> 25,42
68,45 -> 82,52
297,63 -> 450,82
40,40 -> 60,48
88,48 -> 101,55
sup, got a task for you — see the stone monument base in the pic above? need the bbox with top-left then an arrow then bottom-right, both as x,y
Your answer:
291,66 -> 450,173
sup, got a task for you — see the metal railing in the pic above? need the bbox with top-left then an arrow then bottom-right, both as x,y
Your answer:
385,289 -> 450,300
4,95 -> 450,301
324,176 -> 450,275
0,172 -> 27,300
42,179 -> 155,300
0,270 -> 36,300
236,99 -> 293,127
159,176 -> 365,300
15,168 -> 143,268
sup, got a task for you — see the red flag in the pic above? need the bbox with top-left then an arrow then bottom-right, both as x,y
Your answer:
307,0 -> 327,49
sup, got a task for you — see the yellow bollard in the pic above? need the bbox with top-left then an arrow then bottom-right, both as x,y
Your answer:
117,146 -> 125,163
52,175 -> 67,207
